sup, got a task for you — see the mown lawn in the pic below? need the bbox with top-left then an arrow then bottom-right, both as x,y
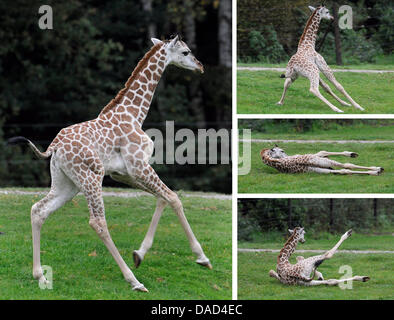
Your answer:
238,233 -> 394,300
237,70 -> 394,114
0,191 -> 231,299
238,142 -> 393,193
241,122 -> 394,141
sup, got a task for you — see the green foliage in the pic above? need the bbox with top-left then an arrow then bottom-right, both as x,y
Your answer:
320,29 -> 383,64
247,26 -> 288,63
0,0 -> 231,192
237,0 -> 393,65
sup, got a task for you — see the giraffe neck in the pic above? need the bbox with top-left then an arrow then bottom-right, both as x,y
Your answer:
298,9 -> 321,50
99,42 -> 168,125
278,233 -> 299,265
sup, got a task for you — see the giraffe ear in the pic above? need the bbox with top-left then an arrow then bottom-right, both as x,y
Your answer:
288,229 -> 294,234
151,38 -> 163,45
168,35 -> 179,48
308,6 -> 316,12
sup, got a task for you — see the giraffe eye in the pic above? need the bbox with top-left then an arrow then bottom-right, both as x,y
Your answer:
182,51 -> 189,56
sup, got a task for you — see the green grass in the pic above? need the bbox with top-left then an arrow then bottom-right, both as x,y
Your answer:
237,71 -> 394,114
246,123 -> 394,141
0,191 -> 231,299
238,142 -> 393,193
238,233 -> 394,300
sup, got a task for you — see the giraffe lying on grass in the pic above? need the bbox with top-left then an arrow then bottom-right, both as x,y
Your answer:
8,36 -> 211,292
269,227 -> 370,286
277,6 -> 364,113
260,146 -> 384,176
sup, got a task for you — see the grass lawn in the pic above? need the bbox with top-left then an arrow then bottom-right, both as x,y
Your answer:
238,233 -> 394,300
237,70 -> 394,114
242,122 -> 394,141
0,190 -> 231,299
238,142 -> 393,193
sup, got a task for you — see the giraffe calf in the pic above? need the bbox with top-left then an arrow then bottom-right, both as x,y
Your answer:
269,227 -> 370,286
260,146 -> 384,176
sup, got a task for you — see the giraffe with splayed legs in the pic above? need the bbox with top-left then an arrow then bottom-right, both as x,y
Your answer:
8,35 -> 211,292
260,146 -> 384,176
277,6 -> 364,113
269,227 -> 370,286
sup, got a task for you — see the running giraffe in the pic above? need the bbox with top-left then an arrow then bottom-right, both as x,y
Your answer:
8,35 -> 211,292
277,6 -> 364,113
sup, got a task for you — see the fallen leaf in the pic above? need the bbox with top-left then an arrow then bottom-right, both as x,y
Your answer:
88,250 -> 97,257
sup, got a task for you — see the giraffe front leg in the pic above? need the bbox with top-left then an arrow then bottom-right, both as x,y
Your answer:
302,276 -> 369,286
314,151 -> 358,158
123,160 -> 211,270
269,270 -> 281,281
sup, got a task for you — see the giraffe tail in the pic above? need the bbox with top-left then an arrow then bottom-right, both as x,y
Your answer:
7,136 -> 53,159
280,74 -> 285,78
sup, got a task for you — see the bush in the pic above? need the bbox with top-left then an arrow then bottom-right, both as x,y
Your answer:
247,25 -> 288,63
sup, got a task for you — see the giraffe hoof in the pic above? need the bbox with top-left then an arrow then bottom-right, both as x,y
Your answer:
346,229 -> 353,237
362,276 -> 370,282
276,102 -> 283,105
132,283 -> 149,292
133,250 -> 143,268
350,152 -> 358,158
197,260 -> 213,270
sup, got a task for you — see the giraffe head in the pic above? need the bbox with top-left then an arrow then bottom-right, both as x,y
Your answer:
268,145 -> 288,159
288,227 -> 306,243
151,35 -> 204,73
308,5 -> 334,20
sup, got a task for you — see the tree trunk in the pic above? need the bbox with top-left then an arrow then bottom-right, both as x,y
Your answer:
373,198 -> 378,226
218,0 -> 232,68
329,199 -> 334,232
333,2 -> 343,65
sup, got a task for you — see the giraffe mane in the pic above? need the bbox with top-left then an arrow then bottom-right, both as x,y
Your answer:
298,6 -> 321,47
99,42 -> 164,115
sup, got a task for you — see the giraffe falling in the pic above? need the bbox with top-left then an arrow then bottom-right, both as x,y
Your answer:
9,36 -> 210,292
269,227 -> 370,286
260,146 -> 384,175
277,6 -> 364,113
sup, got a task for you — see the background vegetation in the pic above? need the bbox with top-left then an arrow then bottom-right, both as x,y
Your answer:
238,198 -> 394,242
0,0 -> 232,193
237,0 -> 393,65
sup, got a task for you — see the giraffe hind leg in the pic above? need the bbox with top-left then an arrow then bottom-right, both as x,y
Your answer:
62,161 -> 147,291
315,54 -> 364,111
31,156 -> 79,283
319,79 -> 351,106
